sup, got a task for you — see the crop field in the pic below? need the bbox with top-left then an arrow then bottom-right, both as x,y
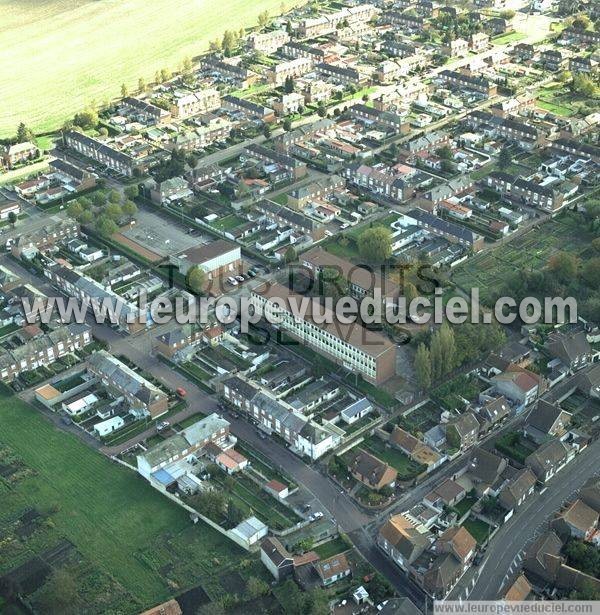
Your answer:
0,387 -> 244,611
0,0 -> 299,138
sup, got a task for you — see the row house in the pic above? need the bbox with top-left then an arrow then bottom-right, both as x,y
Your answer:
169,118 -> 232,152
404,208 -> 484,251
171,88 -> 221,119
550,139 -> 599,163
44,262 -> 145,334
540,49 -> 565,73
255,199 -> 325,240
380,37 -> 417,58
88,350 -> 169,419
439,70 -> 497,96
281,41 -> 327,63
137,414 -> 232,479
561,27 -> 600,49
373,80 -> 429,110
401,130 -> 450,158
154,324 -> 204,358
221,95 -> 275,122
375,54 -> 428,83
350,104 -> 410,134
512,43 -> 535,62
248,29 -> 289,54
382,11 -> 425,33
244,144 -> 308,180
569,56 -> 598,75
221,376 -> 341,459
301,79 -> 334,105
120,97 -> 171,124
315,62 -> 363,86
267,57 -> 313,86
486,171 -> 565,212
444,38 -> 469,57
273,118 -> 334,152
287,174 -> 345,209
345,162 -> 410,202
465,111 -> 541,150
10,219 -> 80,259
63,131 -> 145,177
470,32 -> 489,52
200,55 -> 258,88
298,4 -> 376,38
0,323 -> 92,382
1,141 -> 40,169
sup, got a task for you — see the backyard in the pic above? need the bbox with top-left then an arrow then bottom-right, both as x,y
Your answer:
361,436 -> 426,481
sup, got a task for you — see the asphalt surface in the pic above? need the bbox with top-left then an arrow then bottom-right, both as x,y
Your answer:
452,437 -> 600,600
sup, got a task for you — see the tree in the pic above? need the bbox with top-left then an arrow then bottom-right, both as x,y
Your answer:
186,266 -> 206,294
222,30 -> 236,56
429,331 -> 443,380
91,191 -> 107,207
73,108 -> 99,130
122,200 -> 138,219
257,9 -> 270,27
37,569 -> 80,615
195,490 -> 226,521
497,146 -> 512,171
404,281 -> 418,304
284,75 -> 295,93
124,184 -> 139,200
226,499 -> 245,527
317,103 -> 326,117
283,117 -> 293,131
571,14 -> 591,29
16,122 -> 35,143
572,74 -> 597,97
182,56 -> 193,75
557,70 -> 572,83
138,77 -> 146,92
246,576 -> 269,599
78,210 -> 94,225
7,211 -> 17,228
582,257 -> 600,287
262,124 -> 272,138
120,83 -> 128,97
284,246 -> 296,263
95,215 -> 118,237
358,227 -> 392,263
415,343 -> 432,389
67,201 -> 84,220
499,9 -> 515,19
438,322 -> 456,373
548,251 -> 579,283
436,145 -> 453,160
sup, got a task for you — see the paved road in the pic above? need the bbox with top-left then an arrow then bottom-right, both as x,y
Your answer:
451,437 -> 600,601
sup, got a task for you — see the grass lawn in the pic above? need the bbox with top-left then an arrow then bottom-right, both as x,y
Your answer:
0,386 -> 243,609
0,322 -> 20,338
313,536 -> 350,559
212,213 -> 247,232
462,518 -> 493,546
0,0 -> 302,137
495,431 -> 536,464
492,31 -> 526,45
361,437 -> 425,480
453,495 -> 477,518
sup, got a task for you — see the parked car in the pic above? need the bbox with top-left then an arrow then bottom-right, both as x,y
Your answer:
176,387 -> 187,398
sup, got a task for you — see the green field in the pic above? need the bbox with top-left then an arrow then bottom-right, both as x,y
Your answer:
0,0 -> 301,138
0,387 -> 243,610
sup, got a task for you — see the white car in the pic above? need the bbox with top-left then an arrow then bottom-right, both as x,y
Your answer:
227,277 -> 238,286
235,275 -> 245,282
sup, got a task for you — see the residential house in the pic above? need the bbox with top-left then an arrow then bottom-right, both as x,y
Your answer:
491,364 -> 545,406
503,574 -> 532,601
88,350 -> 169,419
446,412 -> 480,451
552,499 -> 598,541
315,553 -> 351,586
260,537 -> 295,580
348,449 -> 397,491
423,479 -> 466,510
465,447 -> 507,497
377,514 -> 432,570
525,439 -> 575,483
545,329 -> 592,372
222,95 -> 275,122
498,468 -> 537,514
170,239 -> 241,281
439,70 -> 498,96
523,400 -> 572,444
1,141 -> 40,169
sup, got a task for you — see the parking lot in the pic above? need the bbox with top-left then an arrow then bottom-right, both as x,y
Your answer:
120,208 -> 210,258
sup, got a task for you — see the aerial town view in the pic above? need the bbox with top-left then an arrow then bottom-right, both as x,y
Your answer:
0,0 -> 598,613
